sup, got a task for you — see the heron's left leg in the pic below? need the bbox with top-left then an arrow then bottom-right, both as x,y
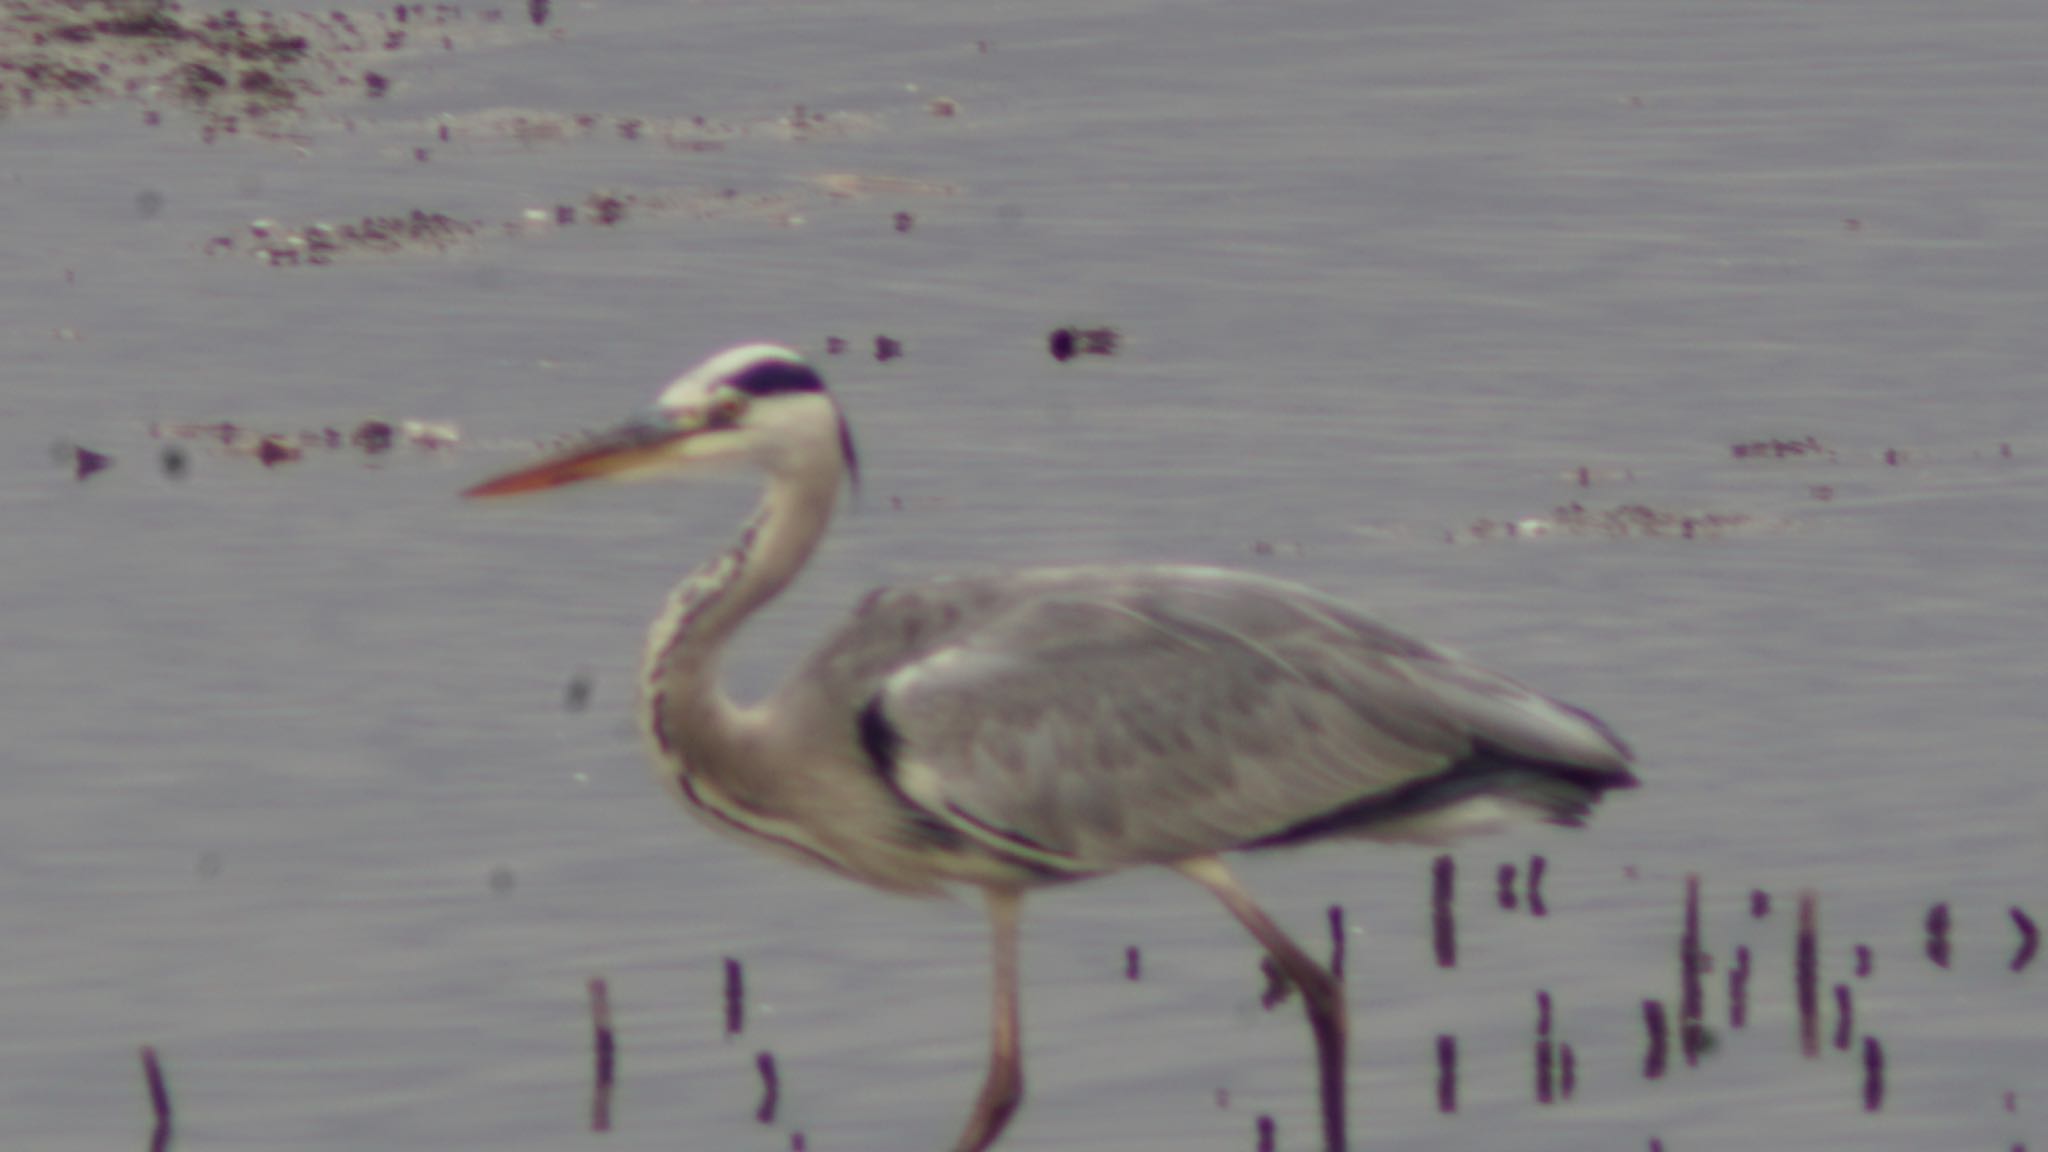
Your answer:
950,886 -> 1025,1152
1178,856 -> 1349,1152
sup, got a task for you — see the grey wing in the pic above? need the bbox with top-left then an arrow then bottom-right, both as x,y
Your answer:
839,568 -> 1635,873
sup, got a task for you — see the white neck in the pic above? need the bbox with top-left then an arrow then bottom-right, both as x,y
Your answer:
638,461 -> 840,777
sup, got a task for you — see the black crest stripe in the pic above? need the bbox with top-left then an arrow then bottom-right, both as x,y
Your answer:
731,359 -> 824,397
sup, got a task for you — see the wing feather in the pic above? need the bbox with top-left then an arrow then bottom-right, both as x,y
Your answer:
813,568 -> 1633,870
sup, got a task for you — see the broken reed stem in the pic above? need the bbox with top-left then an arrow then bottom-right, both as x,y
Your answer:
1833,984 -> 1854,1051
1681,873 -> 1704,1067
1254,1113 -> 1277,1152
1862,1036 -> 1885,1111
1436,1034 -> 1457,1113
1797,891 -> 1820,1059
724,957 -> 745,1038
756,1051 -> 780,1125
1328,905 -> 1346,982
1729,945 -> 1751,1029
1560,1042 -> 1576,1100
1431,855 -> 1456,969
1855,944 -> 1874,979
589,977 -> 616,1133
1496,862 -> 1519,911
1641,1000 -> 1668,1080
1527,854 -> 1549,918
1926,902 -> 1953,969
1258,956 -> 1290,1011
1534,991 -> 1554,1105
139,1045 -> 172,1150
2011,907 -> 2039,973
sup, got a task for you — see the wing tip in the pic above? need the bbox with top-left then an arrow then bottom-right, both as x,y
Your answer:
1244,739 -> 1638,852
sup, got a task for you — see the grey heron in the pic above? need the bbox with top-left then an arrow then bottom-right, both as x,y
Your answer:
465,343 -> 1638,1152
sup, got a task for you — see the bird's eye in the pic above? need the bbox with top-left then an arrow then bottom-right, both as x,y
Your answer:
708,396 -> 747,426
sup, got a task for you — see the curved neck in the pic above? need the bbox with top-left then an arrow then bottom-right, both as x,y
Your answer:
640,467 -> 838,765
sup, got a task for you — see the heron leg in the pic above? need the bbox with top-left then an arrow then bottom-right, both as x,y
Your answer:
951,886 -> 1026,1152
1178,856 -> 1349,1152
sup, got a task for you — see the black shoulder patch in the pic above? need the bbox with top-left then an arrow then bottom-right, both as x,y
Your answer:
855,695 -> 968,852
856,696 -> 903,780
731,358 -> 825,397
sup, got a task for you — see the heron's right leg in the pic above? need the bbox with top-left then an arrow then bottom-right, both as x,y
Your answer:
1178,856 -> 1349,1152
951,886 -> 1025,1152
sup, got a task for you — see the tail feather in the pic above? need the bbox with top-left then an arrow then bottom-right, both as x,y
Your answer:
1246,741 -> 1637,850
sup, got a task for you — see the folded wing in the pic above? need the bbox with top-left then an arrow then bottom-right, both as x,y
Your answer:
829,568 -> 1634,874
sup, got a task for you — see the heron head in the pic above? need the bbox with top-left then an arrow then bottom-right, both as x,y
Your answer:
464,343 -> 859,499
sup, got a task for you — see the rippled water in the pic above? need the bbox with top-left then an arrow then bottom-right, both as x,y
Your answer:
2,0 -> 2042,1148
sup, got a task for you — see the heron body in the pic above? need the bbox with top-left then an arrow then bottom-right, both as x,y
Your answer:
467,343 -> 1638,1152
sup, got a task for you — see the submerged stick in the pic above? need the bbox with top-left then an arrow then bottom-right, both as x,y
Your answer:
1436,1034 -> 1457,1113
1641,1000 -> 1668,1080
2012,907 -> 2039,973
1797,891 -> 1820,1058
589,977 -> 616,1132
139,1045 -> 172,1152
1258,956 -> 1291,1011
1681,874 -> 1704,1066
1729,945 -> 1751,1029
756,1051 -> 780,1125
725,957 -> 746,1037
1431,856 -> 1457,969
1926,903 -> 1953,969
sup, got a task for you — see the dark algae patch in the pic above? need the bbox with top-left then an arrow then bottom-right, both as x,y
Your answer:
2,0 -> 313,125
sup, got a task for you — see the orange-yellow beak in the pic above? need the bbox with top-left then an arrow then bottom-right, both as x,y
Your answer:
463,418 -> 688,499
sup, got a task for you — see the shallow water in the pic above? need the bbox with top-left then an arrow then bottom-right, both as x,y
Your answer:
2,0 -> 2043,1148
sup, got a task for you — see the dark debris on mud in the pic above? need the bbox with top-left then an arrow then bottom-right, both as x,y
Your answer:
2,0 -> 314,128
1730,435 -> 1832,461
0,0 -> 516,136
1048,326 -> 1120,362
209,177 -> 956,265
209,209 -> 481,265
1456,503 -> 1768,543
6,0 -> 955,263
